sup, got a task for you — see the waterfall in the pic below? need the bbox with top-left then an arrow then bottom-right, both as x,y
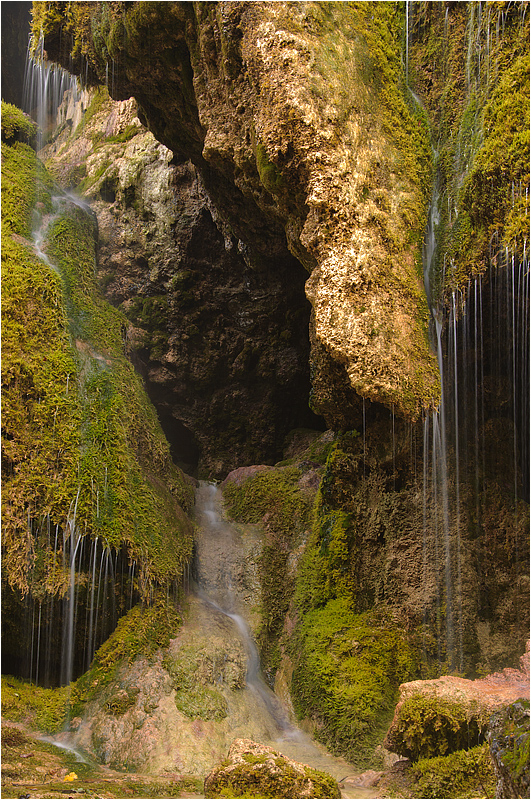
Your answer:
11,194 -> 141,688
421,164 -> 529,673
17,524 -> 138,687
193,482 -> 298,737
23,36 -> 79,151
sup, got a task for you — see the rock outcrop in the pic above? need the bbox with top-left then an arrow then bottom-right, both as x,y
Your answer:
36,1 -> 441,426
384,644 -> 530,761
42,86 -> 322,477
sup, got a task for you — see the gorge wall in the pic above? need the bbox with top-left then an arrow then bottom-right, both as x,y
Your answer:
1,0 -> 529,783
41,87 -> 322,478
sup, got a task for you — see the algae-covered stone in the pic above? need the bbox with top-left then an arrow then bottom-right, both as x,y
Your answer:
204,738 -> 341,799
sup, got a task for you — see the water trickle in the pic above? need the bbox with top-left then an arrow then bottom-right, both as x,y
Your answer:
191,482 -> 378,788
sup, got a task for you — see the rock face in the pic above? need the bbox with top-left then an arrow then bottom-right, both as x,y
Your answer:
42,87 -> 322,477
37,1 -> 440,426
1,2 -> 32,106
203,738 -> 341,799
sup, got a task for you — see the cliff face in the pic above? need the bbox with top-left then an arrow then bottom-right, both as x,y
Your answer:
2,0 -> 527,776
1,103 -> 194,682
41,87 -> 320,477
35,1 -> 440,426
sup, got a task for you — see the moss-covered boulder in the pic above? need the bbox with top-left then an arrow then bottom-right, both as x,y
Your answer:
203,738 -> 341,799
384,661 -> 530,761
410,743 -> 496,799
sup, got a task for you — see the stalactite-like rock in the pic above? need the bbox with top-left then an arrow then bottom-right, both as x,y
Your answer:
35,1 -> 441,425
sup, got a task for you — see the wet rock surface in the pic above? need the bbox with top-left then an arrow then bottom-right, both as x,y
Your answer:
41,2 -> 440,425
488,701 -> 530,799
43,87 -> 322,479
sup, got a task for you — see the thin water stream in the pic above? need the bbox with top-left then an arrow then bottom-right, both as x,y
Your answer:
192,481 -> 382,797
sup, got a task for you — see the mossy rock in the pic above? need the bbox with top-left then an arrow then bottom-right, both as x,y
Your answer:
410,743 -> 496,799
488,700 -> 530,799
2,128 -> 194,608
384,693 -> 487,761
1,675 -> 70,734
204,739 -> 341,799
1,102 -> 37,145
70,597 -> 182,714
290,598 -> 417,769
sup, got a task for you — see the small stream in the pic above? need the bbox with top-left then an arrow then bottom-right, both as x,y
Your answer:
192,481 -> 381,798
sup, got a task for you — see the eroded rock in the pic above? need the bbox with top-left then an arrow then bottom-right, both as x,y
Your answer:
488,701 -> 530,799
39,2 -> 441,427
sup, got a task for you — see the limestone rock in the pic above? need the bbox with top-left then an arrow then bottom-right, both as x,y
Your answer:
203,738 -> 341,799
43,86 -> 321,477
488,701 -> 530,799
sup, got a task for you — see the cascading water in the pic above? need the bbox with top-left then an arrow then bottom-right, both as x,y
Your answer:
192,481 -> 295,736
23,36 -> 80,152
5,192 -> 142,689
192,482 -> 382,796
420,174 -> 530,674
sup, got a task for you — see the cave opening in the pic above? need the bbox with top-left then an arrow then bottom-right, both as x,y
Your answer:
157,409 -> 201,476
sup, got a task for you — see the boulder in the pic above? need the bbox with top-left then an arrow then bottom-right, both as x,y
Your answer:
203,738 -> 341,799
385,646 -> 530,760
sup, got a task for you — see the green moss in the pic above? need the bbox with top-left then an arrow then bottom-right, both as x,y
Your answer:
222,466 -> 309,536
174,685 -> 228,721
411,2 -> 529,294
255,139 -> 284,195
492,700 -> 531,796
411,743 -> 496,799
1,675 -> 70,734
204,753 -> 341,799
105,686 -> 140,716
2,133 -> 193,604
385,693 -> 489,761
1,102 -> 38,145
71,598 -> 181,714
290,598 -> 417,769
163,638 -> 246,721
